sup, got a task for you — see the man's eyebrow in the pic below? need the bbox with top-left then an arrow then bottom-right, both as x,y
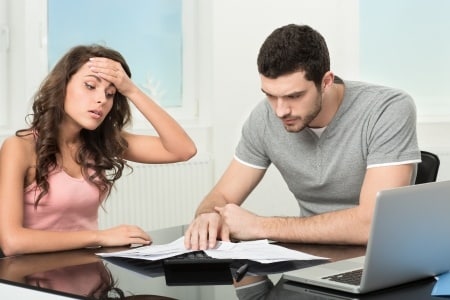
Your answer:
261,88 -> 272,96
286,90 -> 305,97
261,88 -> 305,97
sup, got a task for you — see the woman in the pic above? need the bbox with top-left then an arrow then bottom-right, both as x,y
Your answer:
0,45 -> 196,256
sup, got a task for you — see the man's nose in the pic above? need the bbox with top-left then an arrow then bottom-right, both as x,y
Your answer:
275,98 -> 290,118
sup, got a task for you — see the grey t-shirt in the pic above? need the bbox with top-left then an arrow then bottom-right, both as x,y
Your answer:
235,80 -> 421,216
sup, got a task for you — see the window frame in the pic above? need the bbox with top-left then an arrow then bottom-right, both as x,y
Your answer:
0,0 -> 9,129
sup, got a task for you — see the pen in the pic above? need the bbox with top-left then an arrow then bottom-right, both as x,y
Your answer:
235,263 -> 249,282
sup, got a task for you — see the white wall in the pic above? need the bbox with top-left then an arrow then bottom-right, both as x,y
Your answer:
1,0 -> 450,219
207,0 -> 361,215
206,0 -> 450,216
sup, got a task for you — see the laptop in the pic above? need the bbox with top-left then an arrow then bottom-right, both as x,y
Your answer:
282,180 -> 450,294
279,277 -> 437,300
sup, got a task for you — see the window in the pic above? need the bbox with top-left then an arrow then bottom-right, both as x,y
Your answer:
48,0 -> 183,108
360,0 -> 450,121
2,0 -> 198,133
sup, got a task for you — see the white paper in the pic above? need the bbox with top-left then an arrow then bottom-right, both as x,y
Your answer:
97,237 -> 327,263
205,239 -> 326,263
97,237 -> 191,260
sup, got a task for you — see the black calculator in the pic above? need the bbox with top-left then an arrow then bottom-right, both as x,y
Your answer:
162,251 -> 234,285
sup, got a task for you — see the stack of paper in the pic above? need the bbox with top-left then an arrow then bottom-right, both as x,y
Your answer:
97,237 -> 327,263
97,237 -> 190,261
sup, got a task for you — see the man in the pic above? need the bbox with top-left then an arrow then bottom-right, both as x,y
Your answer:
184,24 -> 420,250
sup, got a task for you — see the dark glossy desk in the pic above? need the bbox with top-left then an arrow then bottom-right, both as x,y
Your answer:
0,226 -> 443,299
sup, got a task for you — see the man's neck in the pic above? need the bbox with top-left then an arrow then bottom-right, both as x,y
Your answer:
309,82 -> 345,128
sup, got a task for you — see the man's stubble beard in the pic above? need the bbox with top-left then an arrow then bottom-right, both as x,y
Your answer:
283,100 -> 322,133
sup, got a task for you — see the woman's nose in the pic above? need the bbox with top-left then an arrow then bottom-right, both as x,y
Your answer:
96,92 -> 107,104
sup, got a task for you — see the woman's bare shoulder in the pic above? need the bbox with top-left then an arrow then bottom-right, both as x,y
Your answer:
0,132 -> 36,165
1,132 -> 35,148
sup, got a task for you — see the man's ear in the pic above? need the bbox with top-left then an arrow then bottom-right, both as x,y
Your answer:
321,71 -> 335,91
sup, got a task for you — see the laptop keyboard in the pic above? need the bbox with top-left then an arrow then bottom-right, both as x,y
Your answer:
323,269 -> 363,286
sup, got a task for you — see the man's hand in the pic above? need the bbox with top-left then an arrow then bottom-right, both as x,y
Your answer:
215,204 -> 262,241
184,212 -> 230,250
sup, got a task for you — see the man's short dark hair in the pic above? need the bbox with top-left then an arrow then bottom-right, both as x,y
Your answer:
257,24 -> 330,88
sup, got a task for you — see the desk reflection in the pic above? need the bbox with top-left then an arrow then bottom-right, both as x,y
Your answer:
234,244 -> 439,300
233,243 -> 367,300
0,226 -> 440,300
235,276 -> 438,300
0,249 -> 175,299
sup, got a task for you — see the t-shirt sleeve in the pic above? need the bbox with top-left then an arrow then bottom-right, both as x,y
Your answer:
235,101 -> 271,169
365,90 -> 420,167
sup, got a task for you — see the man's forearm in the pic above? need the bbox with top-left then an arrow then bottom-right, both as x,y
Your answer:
259,207 -> 370,245
195,191 -> 229,216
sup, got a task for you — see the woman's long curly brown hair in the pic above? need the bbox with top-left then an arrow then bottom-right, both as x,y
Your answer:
16,44 -> 133,207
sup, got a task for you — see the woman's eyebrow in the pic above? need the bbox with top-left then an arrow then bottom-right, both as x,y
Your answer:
85,74 -> 115,88
85,74 -> 102,82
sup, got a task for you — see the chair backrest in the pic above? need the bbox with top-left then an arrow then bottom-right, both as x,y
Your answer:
415,150 -> 440,184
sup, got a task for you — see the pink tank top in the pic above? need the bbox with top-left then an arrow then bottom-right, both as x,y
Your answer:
24,168 -> 105,231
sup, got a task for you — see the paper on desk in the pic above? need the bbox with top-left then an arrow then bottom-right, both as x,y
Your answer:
206,239 -> 326,263
431,271 -> 450,296
97,237 -> 327,263
97,237 -> 190,261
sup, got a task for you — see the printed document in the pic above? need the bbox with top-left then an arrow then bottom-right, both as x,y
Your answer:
97,237 -> 327,263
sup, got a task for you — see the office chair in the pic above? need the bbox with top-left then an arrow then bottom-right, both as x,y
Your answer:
415,150 -> 440,184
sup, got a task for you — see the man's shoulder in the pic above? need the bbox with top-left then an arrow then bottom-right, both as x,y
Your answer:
344,79 -> 411,98
342,80 -> 415,113
252,98 -> 270,111
247,99 -> 273,121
